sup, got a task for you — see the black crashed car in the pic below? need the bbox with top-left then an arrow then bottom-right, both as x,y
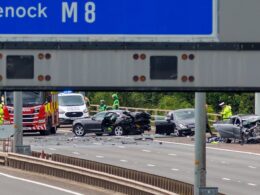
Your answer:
73,110 -> 151,136
155,108 -> 195,136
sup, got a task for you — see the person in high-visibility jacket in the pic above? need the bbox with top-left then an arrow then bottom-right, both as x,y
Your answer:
98,100 -> 107,112
0,103 -> 4,125
112,94 -> 119,110
219,102 -> 233,120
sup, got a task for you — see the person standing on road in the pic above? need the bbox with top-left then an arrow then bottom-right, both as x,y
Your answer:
112,94 -> 120,110
205,104 -> 214,136
219,102 -> 232,120
84,96 -> 90,107
98,100 -> 107,112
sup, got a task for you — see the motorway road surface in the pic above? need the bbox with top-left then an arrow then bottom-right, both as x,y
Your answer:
0,166 -> 119,195
22,127 -> 260,195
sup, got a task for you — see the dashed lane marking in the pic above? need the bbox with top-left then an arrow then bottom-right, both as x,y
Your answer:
222,178 -> 231,181
248,165 -> 256,169
147,164 -> 155,167
171,168 -> 179,171
168,153 -> 177,156
48,148 -> 57,151
120,160 -> 128,162
96,155 -> 104,158
142,150 -> 151,153
118,146 -> 126,149
72,152 -> 80,155
248,183 -> 257,186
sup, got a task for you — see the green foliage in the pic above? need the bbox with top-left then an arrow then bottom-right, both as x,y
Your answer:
86,91 -> 255,114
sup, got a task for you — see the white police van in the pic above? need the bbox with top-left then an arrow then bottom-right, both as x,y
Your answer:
58,92 -> 89,125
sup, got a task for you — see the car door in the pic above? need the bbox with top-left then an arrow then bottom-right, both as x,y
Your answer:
155,112 -> 175,134
214,117 -> 240,138
83,112 -> 106,133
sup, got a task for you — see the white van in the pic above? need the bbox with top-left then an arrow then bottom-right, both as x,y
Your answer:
58,93 -> 89,125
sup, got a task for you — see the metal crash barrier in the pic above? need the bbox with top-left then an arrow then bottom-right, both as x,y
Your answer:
33,152 -> 225,195
1,152 -> 174,195
0,151 -> 225,195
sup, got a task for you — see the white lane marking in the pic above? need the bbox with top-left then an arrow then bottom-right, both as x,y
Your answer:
93,143 -> 101,145
222,178 -> 231,181
96,155 -> 104,158
221,161 -> 229,164
48,148 -> 57,151
142,149 -> 151,153
248,165 -> 256,169
168,153 -> 177,156
118,146 -> 125,149
248,183 -> 257,186
120,160 -> 128,162
147,164 -> 155,167
154,140 -> 260,156
0,173 -> 83,195
171,168 -> 179,171
72,152 -> 80,155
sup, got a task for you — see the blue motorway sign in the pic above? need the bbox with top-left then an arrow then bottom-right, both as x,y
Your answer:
0,0 -> 215,37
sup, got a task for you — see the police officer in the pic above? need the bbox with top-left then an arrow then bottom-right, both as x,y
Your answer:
0,99 -> 4,125
219,102 -> 233,120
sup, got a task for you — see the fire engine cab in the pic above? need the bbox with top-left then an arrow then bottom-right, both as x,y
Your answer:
2,91 -> 59,135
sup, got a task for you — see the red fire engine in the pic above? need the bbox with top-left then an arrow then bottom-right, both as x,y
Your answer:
2,91 -> 59,135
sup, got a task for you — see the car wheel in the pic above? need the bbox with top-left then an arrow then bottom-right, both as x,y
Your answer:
113,126 -> 124,136
40,118 -> 52,136
175,130 -> 181,137
51,126 -> 57,134
73,124 -> 86,137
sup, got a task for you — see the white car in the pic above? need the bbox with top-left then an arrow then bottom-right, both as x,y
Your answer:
58,93 -> 89,125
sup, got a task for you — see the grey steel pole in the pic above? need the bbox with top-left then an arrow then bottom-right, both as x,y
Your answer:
255,93 -> 260,115
194,92 -> 206,195
13,91 -> 23,153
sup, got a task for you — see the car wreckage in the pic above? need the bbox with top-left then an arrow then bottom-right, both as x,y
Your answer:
213,115 -> 260,144
73,110 -> 151,136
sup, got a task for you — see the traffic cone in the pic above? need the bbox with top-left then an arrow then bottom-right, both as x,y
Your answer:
40,150 -> 46,159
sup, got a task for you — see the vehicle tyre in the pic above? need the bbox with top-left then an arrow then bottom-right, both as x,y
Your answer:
40,118 -> 52,136
51,126 -> 57,134
175,130 -> 182,137
225,138 -> 232,143
95,133 -> 103,136
113,126 -> 125,136
240,133 -> 248,145
73,124 -> 86,137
